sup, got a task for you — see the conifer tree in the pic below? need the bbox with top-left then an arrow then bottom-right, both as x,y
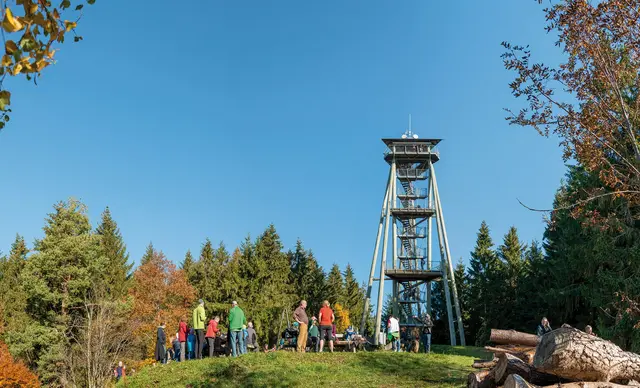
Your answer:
194,238 -> 215,301
343,264 -> 364,328
18,199 -> 106,384
305,252 -> 326,316
140,242 -> 155,266
95,207 -> 132,298
325,264 -> 344,306
497,227 -> 526,331
288,239 -> 309,302
454,258 -> 470,340
181,249 -> 195,282
241,225 -> 293,345
466,221 -> 499,345
0,235 -> 29,333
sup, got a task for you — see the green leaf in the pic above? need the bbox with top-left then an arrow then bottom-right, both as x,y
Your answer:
87,0 -> 96,4
4,114 -> 10,122
60,0 -> 71,9
74,36 -> 83,42
75,4 -> 83,10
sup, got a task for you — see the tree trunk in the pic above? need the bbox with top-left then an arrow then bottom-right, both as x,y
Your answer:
494,353 -> 567,386
503,374 -> 539,388
473,358 -> 498,369
491,329 -> 539,347
467,369 -> 496,388
485,346 -> 535,364
534,327 -> 640,382
543,383 -> 631,388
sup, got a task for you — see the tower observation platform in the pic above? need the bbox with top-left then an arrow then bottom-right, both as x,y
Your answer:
360,126 -> 466,346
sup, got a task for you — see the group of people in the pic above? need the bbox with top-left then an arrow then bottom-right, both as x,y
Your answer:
292,299 -> 340,353
155,299 -> 259,364
535,316 -> 597,337
386,313 -> 434,353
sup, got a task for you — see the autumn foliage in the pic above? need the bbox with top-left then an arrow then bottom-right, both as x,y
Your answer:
334,303 -> 351,333
0,340 -> 40,388
0,0 -> 96,127
502,0 -> 640,220
129,247 -> 195,358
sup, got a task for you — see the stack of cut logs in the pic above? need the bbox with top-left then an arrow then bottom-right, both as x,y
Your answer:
468,326 -> 640,388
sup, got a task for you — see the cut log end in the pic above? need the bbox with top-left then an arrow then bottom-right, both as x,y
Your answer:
534,327 -> 640,382
504,374 -> 539,388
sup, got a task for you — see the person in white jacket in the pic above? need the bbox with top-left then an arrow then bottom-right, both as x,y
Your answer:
388,315 -> 400,352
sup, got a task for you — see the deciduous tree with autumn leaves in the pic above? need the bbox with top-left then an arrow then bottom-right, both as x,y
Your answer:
503,0 -> 640,223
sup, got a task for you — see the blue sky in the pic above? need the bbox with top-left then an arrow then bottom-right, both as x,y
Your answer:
0,0 -> 566,286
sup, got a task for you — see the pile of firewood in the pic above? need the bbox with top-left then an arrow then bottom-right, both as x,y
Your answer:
468,327 -> 640,388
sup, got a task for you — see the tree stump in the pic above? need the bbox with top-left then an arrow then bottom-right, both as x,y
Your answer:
534,327 -> 640,382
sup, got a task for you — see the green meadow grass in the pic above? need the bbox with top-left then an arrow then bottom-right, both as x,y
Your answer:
118,345 -> 488,388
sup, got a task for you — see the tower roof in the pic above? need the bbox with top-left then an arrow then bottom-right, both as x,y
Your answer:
382,138 -> 442,146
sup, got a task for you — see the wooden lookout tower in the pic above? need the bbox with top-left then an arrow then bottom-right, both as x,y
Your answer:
360,123 -> 465,346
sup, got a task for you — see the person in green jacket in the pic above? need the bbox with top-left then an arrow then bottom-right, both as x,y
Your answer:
308,317 -> 320,352
228,300 -> 247,357
193,299 -> 206,359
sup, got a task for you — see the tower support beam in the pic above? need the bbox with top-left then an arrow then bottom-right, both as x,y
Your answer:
361,170 -> 391,336
431,162 -> 466,346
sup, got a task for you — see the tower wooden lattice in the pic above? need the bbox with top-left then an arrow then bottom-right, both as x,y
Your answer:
360,128 -> 465,346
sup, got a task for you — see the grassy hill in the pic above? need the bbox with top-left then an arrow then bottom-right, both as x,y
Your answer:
118,345 -> 487,388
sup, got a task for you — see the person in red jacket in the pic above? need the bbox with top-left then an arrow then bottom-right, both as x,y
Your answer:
178,315 -> 188,362
205,316 -> 220,357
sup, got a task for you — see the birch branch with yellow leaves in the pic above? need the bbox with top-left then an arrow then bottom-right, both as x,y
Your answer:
0,0 -> 95,129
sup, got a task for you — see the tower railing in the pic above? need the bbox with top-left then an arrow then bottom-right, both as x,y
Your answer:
398,227 -> 426,238
396,168 -> 427,179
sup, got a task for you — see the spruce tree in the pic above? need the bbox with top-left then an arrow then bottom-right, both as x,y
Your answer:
497,227 -> 526,331
181,249 -> 195,283
140,242 -> 155,266
454,258 -> 470,339
0,235 -> 29,332
288,239 -> 309,302
241,225 -> 293,345
466,221 -> 499,345
195,238 -> 215,301
325,264 -> 345,306
95,207 -> 132,298
305,252 -> 326,316
343,264 -> 364,328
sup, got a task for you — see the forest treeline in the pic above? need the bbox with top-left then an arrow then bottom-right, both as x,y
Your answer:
0,199 -> 368,387
431,166 -> 640,351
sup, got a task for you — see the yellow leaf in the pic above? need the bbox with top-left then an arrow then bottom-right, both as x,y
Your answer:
2,8 -> 24,33
0,90 -> 11,110
29,3 -> 38,14
53,9 -> 60,20
36,59 -> 48,71
64,21 -> 76,32
1,55 -> 12,67
5,40 -> 17,55
46,49 -> 56,59
12,63 -> 22,75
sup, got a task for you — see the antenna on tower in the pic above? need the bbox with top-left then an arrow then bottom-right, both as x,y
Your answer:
402,114 -> 418,139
